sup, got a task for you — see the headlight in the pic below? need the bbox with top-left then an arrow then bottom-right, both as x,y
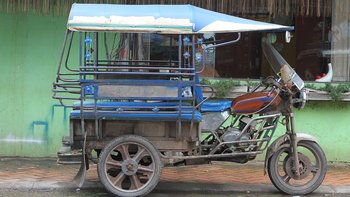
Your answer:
292,89 -> 307,109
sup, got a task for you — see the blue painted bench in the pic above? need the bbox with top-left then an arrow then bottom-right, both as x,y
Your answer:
70,109 -> 202,122
70,100 -> 231,122
71,77 -> 232,122
72,100 -> 231,112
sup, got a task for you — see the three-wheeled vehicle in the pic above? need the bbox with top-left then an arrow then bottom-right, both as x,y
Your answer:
53,4 -> 327,197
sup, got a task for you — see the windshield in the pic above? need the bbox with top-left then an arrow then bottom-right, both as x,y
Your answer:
262,38 -> 304,90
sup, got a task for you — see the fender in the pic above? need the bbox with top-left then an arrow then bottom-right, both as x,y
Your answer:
263,133 -> 318,174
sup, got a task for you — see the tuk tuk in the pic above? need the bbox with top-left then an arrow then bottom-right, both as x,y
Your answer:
53,4 -> 326,197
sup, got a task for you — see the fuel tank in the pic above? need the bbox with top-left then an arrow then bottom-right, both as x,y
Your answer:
232,91 -> 281,114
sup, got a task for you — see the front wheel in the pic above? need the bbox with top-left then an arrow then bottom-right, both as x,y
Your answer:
267,141 -> 327,195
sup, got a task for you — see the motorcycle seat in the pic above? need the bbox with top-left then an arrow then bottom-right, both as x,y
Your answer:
200,100 -> 232,112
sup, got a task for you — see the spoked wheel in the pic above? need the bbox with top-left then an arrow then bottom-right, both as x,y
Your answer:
98,135 -> 162,197
267,141 -> 327,195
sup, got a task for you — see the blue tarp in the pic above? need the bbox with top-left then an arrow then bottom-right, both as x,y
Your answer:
68,4 -> 293,33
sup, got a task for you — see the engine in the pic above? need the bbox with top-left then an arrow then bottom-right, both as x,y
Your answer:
221,128 -> 250,144
219,116 -> 256,152
201,115 -> 259,157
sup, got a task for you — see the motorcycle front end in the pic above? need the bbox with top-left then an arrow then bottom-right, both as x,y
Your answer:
261,39 -> 327,195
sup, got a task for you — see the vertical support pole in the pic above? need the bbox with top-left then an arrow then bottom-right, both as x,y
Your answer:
80,33 -> 85,143
177,34 -> 182,139
79,31 -> 85,148
192,34 -> 201,148
94,32 -> 99,139
178,35 -> 182,69
169,34 -> 173,66
74,31 -> 88,187
190,34 -> 196,136
83,32 -> 87,71
79,32 -> 82,68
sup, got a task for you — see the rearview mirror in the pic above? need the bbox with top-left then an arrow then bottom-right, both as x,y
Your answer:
285,31 -> 292,43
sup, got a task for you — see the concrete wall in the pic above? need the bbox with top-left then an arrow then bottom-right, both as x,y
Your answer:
1,11 -> 349,161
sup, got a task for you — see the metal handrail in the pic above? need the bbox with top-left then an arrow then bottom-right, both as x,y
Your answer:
195,85 -> 215,109
197,33 -> 241,74
80,66 -> 195,71
53,32 -> 200,124
79,71 -> 196,76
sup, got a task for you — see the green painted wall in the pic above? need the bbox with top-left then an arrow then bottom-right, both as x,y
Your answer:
0,11 -> 70,156
292,102 -> 350,162
0,11 -> 349,161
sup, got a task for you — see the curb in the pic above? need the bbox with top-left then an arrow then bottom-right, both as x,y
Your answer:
1,179 -> 350,195
155,182 -> 350,195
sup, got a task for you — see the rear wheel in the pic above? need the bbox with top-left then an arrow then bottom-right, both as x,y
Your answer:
98,135 -> 162,197
267,141 -> 327,195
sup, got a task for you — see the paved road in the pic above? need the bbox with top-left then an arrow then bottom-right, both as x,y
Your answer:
0,157 -> 350,196
0,189 -> 345,197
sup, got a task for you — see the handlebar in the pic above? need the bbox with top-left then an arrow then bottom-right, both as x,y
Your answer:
250,76 -> 280,93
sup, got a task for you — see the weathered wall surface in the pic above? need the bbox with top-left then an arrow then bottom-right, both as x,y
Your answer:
293,102 -> 350,162
0,11 -> 349,161
0,11 -> 69,156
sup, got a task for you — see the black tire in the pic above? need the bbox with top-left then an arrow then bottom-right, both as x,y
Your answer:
97,135 -> 162,197
267,141 -> 327,195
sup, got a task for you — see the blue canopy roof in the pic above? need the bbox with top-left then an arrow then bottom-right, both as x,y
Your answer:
68,4 -> 293,33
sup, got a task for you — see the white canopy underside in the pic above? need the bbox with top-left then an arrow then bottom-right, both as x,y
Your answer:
68,16 -> 194,33
67,4 -> 293,33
